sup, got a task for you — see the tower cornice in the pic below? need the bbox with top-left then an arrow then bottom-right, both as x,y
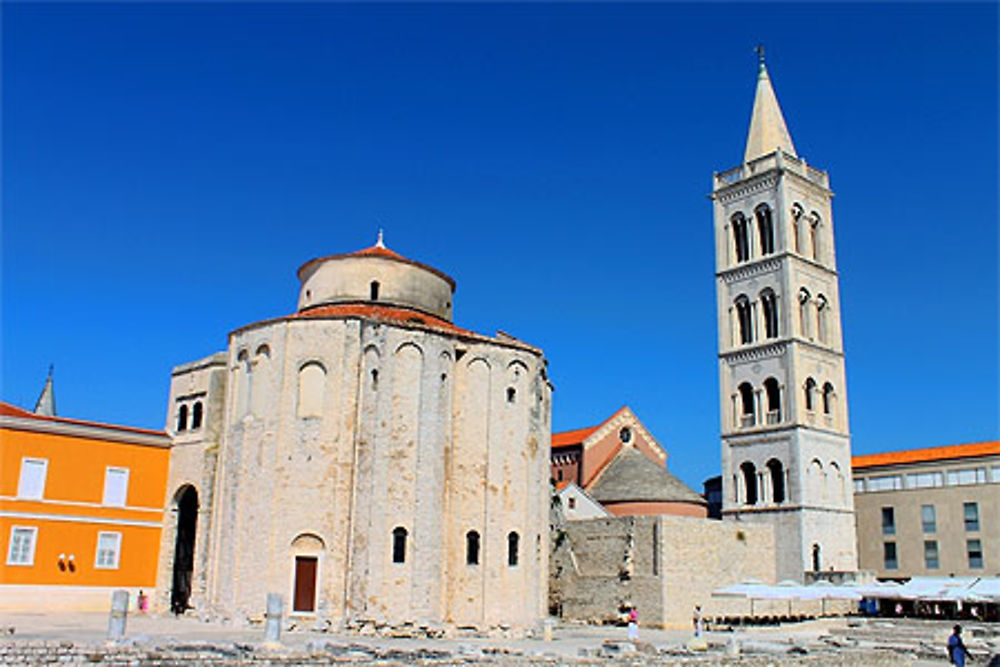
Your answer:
716,253 -> 838,282
713,150 -> 831,197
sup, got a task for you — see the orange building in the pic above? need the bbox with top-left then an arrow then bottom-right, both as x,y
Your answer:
0,401 -> 170,611
551,406 -> 707,518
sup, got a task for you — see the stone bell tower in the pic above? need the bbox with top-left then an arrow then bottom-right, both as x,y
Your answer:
711,50 -> 858,581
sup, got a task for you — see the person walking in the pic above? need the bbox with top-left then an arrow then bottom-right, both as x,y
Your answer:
627,607 -> 639,641
948,624 -> 971,666
693,605 -> 703,637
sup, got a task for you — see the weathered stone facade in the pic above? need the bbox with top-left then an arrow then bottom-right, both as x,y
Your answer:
155,240 -> 552,630
550,515 -> 776,629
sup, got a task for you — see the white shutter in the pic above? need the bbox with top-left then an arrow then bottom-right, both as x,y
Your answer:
17,459 -> 47,499
102,467 -> 129,507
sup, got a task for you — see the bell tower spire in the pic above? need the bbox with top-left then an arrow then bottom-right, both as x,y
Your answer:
744,46 -> 797,163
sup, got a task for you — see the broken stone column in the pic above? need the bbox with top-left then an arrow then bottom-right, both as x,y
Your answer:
108,590 -> 129,641
264,593 -> 283,645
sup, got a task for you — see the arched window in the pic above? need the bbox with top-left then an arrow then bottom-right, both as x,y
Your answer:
507,532 -> 519,567
816,295 -> 828,343
465,530 -> 480,565
370,281 -> 380,301
823,382 -> 835,415
741,461 -> 758,505
738,382 -> 755,428
735,296 -> 753,345
191,402 -> 203,430
798,289 -> 812,338
760,289 -> 778,339
763,377 -> 781,424
804,378 -> 817,412
731,213 -> 750,263
809,212 -> 821,261
391,527 -> 407,563
791,204 -> 804,254
767,458 -> 785,503
811,543 -> 821,571
298,362 -> 327,418
755,204 -> 774,256
177,404 -> 188,432
506,387 -> 516,404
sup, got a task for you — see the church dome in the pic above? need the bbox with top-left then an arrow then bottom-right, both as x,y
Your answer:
296,235 -> 456,321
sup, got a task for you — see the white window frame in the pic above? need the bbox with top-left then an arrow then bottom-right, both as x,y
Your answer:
94,531 -> 122,570
6,525 -> 38,566
17,457 -> 48,500
102,467 -> 130,507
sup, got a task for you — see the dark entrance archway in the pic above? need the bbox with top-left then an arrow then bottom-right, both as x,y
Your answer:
170,485 -> 198,615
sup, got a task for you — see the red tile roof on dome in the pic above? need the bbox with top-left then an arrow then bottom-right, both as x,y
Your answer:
852,440 -> 1000,469
291,303 -> 470,335
348,244 -> 407,261
297,242 -> 456,289
0,400 -> 167,437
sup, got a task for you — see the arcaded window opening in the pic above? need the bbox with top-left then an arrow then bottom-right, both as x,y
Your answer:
466,530 -> 480,565
763,377 -> 781,424
805,378 -> 817,412
760,289 -> 778,338
732,213 -> 750,263
798,289 -> 811,338
810,213 -> 821,261
755,204 -> 774,256
767,459 -> 785,503
823,382 -> 835,415
191,402 -> 203,430
816,295 -> 828,343
391,527 -> 407,563
738,382 -> 755,428
741,462 -> 758,505
735,296 -> 753,345
177,405 -> 188,432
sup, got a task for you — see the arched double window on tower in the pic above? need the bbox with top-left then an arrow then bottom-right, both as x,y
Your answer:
804,377 -> 817,413
764,377 -> 781,424
755,204 -> 774,256
735,296 -> 753,345
760,289 -> 778,339
767,458 -> 786,503
816,294 -> 829,343
791,203 -> 804,254
809,212 -> 821,261
732,213 -> 750,263
798,289 -> 812,339
823,382 -> 836,416
741,461 -> 758,505
738,382 -> 756,428
191,401 -> 203,430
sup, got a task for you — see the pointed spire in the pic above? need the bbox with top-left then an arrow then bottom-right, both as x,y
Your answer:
34,365 -> 56,417
375,228 -> 385,248
744,46 -> 797,163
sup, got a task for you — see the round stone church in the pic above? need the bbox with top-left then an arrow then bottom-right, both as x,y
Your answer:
156,237 -> 552,630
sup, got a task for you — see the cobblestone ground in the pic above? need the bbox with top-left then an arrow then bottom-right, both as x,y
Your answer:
1,612 -> 996,666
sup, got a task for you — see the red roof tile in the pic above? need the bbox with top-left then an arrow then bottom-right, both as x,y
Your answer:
0,401 -> 167,437
552,425 -> 600,448
291,303 -> 471,335
297,244 -> 456,289
853,440 -> 1000,469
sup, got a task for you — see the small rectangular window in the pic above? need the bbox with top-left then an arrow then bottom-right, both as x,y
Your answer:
907,471 -> 943,489
967,539 -> 983,569
853,478 -> 865,493
924,540 -> 939,569
7,526 -> 38,566
17,458 -> 48,500
881,507 -> 895,535
102,467 -> 129,507
921,505 -> 936,533
868,475 -> 902,492
95,532 -> 122,569
964,502 -> 980,532
883,542 -> 898,570
948,468 -> 987,486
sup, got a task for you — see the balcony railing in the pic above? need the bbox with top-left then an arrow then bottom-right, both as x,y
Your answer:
766,410 -> 781,425
740,414 -> 755,428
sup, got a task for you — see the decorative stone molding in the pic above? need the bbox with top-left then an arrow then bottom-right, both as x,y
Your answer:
718,257 -> 781,283
721,342 -> 787,365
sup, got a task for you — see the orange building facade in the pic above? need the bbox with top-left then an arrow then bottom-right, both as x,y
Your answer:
0,402 -> 170,611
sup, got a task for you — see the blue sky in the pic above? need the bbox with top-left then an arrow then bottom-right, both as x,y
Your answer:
3,3 -> 997,490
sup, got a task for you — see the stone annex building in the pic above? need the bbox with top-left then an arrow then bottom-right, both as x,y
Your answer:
155,237 -> 553,629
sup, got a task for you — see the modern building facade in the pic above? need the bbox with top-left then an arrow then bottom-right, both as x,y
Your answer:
155,237 -> 553,630
712,54 -> 858,581
853,441 -> 1000,578
0,400 -> 170,611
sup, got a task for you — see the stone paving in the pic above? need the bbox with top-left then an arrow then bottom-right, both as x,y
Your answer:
1,611 -> 997,665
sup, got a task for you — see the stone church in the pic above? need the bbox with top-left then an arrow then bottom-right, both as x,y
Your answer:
155,237 -> 552,629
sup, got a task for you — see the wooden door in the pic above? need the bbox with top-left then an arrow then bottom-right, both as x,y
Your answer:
293,556 -> 318,612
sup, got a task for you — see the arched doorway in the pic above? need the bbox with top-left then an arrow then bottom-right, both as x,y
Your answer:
170,485 -> 198,614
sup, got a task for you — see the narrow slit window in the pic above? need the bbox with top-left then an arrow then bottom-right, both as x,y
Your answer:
370,281 -> 380,301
